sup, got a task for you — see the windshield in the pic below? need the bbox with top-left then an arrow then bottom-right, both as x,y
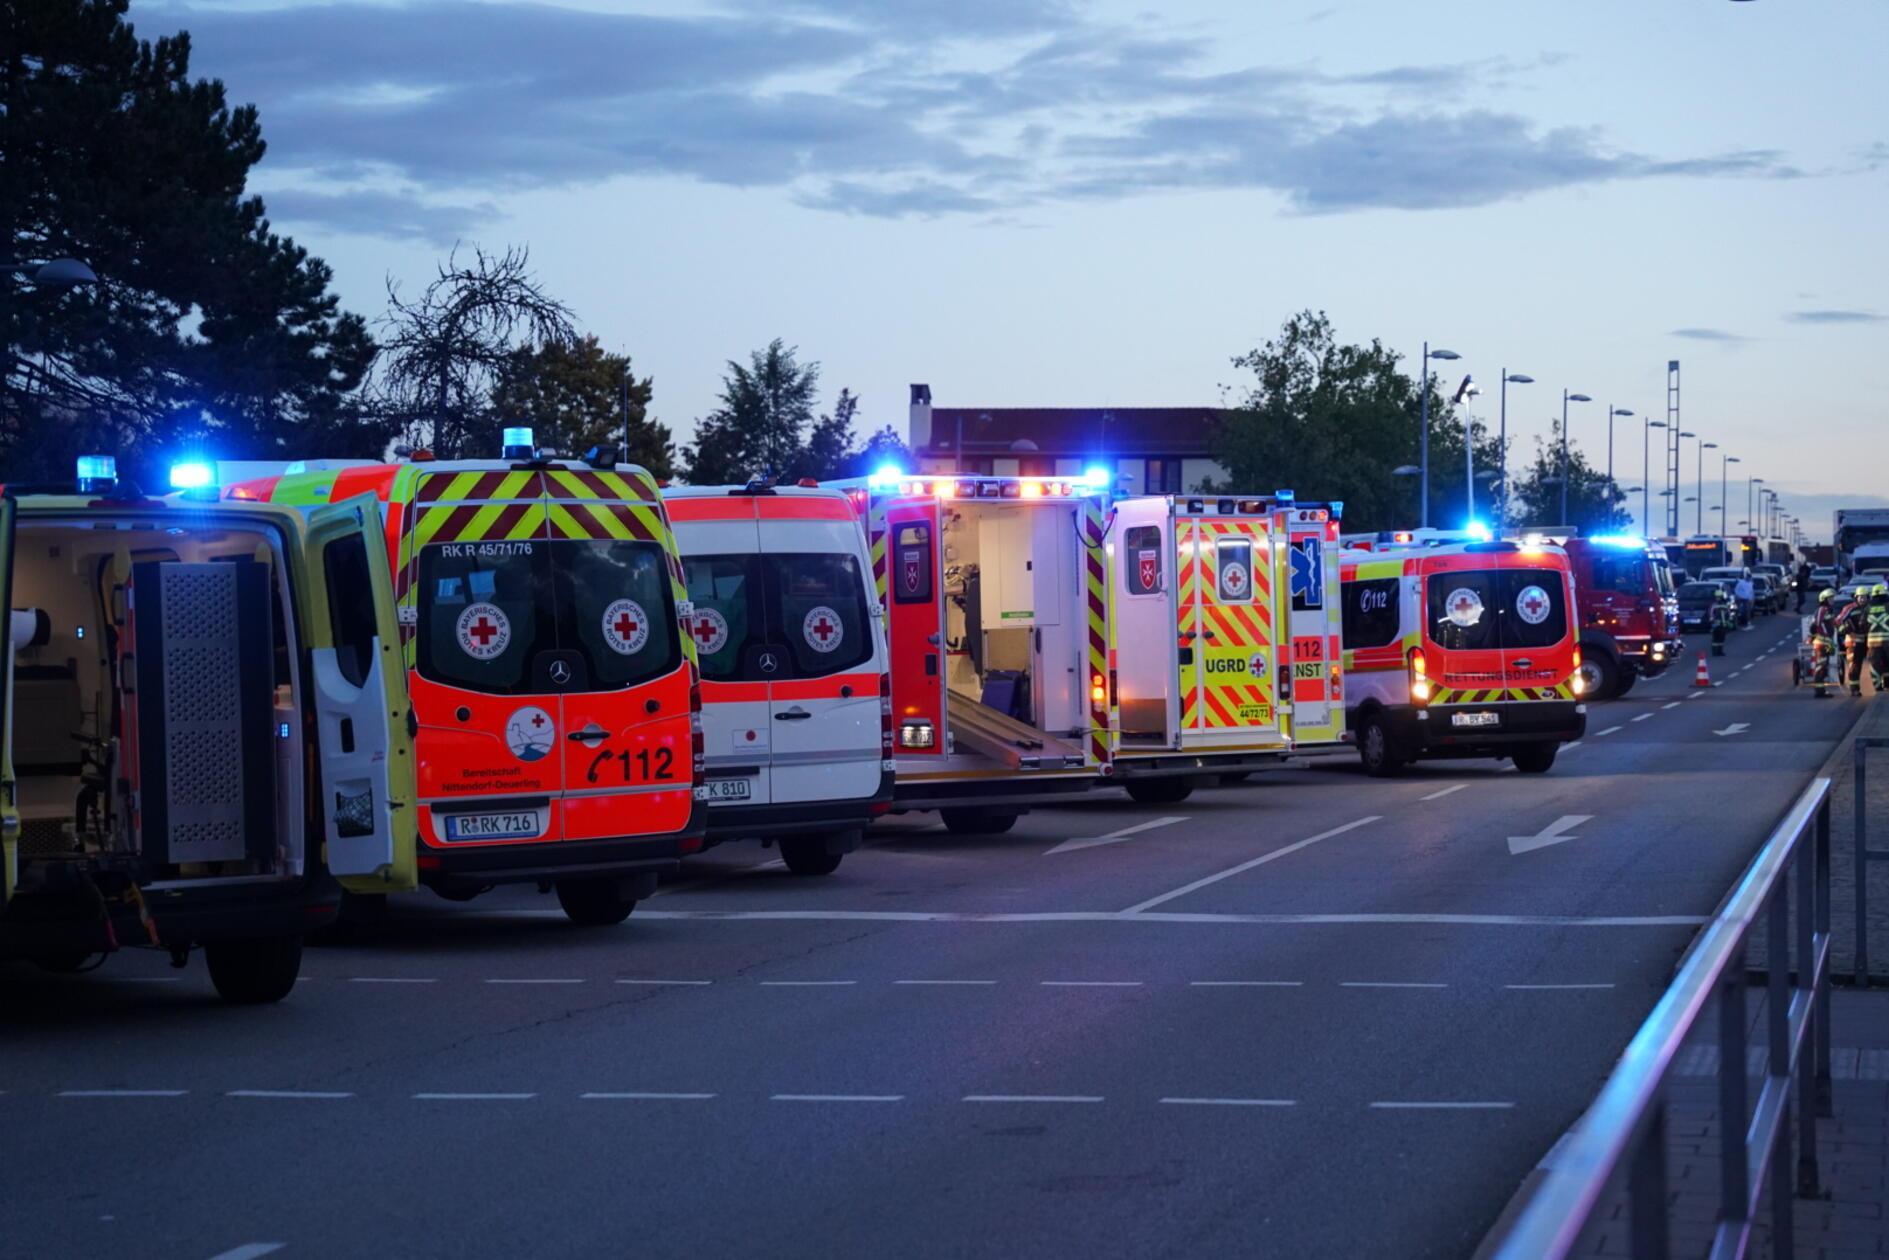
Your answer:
1651,557 -> 1676,596
1426,568 -> 1568,651
683,550 -> 874,681
1679,583 -> 1719,602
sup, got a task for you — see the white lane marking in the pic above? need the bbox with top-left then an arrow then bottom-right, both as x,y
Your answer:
1561,741 -> 1582,752
350,977 -> 437,984
963,1095 -> 1104,1104
1420,784 -> 1468,801
1715,723 -> 1751,737
205,1246 -> 287,1260
1370,1101 -> 1515,1110
1738,665 -> 1752,674
1504,983 -> 1617,991
583,1092 -> 716,1100
616,979 -> 712,986
1041,980 -> 1143,988
226,1090 -> 353,1099
1190,980 -> 1303,988
1508,814 -> 1594,857
759,980 -> 857,987
412,1092 -> 536,1100
1160,1097 -> 1296,1107
1121,816 -> 1382,914
771,1094 -> 903,1103
1713,681 -> 1724,687
59,1090 -> 186,1098
895,979 -> 997,986
1631,713 -> 1653,723
629,909 -> 1709,927
1687,690 -> 1705,699
1662,702 -> 1682,710
486,978 -> 584,985
1340,981 -> 1448,989
1593,725 -> 1623,737
1046,814 -> 1188,855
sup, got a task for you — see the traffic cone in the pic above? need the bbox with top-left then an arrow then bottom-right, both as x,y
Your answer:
1693,653 -> 1710,687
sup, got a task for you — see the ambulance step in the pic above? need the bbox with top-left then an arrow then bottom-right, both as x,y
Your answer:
945,693 -> 1085,770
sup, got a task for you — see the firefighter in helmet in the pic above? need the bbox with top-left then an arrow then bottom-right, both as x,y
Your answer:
1869,583 -> 1889,695
1809,587 -> 1840,698
1841,586 -> 1871,697
1710,584 -> 1736,656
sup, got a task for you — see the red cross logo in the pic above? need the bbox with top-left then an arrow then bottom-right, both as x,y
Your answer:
803,605 -> 843,652
812,617 -> 835,642
468,616 -> 499,646
530,713 -> 546,728
692,618 -> 717,645
614,611 -> 639,640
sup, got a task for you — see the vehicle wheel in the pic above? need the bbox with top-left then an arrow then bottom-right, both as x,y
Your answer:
555,878 -> 639,926
1578,652 -> 1619,703
1611,671 -> 1637,700
1357,714 -> 1403,777
1511,743 -> 1559,774
1125,777 -> 1195,805
33,949 -> 97,973
1218,772 -> 1254,787
939,808 -> 1020,836
780,836 -> 845,877
205,936 -> 304,1005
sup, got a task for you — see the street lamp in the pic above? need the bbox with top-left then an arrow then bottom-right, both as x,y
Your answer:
1606,407 -> 1634,486
1561,390 -> 1592,524
1393,463 -> 1421,524
1418,345 -> 1460,529
2,257 -> 98,290
1676,431 -> 1696,533
1749,477 -> 1763,534
1498,372 -> 1532,529
1698,442 -> 1718,534
1454,376 -> 1481,524
1721,455 -> 1740,537
1643,419 -> 1667,538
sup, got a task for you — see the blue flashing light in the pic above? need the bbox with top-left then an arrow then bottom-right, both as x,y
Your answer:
1274,488 -> 1295,502
1330,500 -> 1344,518
1465,520 -> 1493,542
1082,465 -> 1112,489
169,461 -> 215,491
868,463 -> 903,489
1588,533 -> 1645,548
75,455 -> 117,488
502,426 -> 533,448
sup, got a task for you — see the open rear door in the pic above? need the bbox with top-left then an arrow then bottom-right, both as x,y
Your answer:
883,497 -> 944,755
1111,496 -> 1179,744
1281,508 -> 1343,743
0,496 -> 15,905
303,496 -> 418,893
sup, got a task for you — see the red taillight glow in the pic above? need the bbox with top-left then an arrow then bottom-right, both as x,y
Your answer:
1091,672 -> 1107,706
879,672 -> 894,755
1408,646 -> 1430,704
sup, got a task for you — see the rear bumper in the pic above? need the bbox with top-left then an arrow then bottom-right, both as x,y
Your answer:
420,828 -> 691,894
0,875 -> 327,958
704,771 -> 893,844
1370,700 -> 1586,759
1112,749 -> 1289,780
890,770 -> 1100,812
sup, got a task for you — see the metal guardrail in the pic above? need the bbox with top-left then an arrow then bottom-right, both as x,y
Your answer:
1854,737 -> 1889,984
1490,777 -> 1834,1260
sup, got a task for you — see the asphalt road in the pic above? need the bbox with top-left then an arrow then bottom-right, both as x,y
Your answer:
0,615 -> 1861,1260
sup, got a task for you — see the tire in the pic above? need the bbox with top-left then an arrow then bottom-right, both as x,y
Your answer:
1511,743 -> 1558,774
780,836 -> 845,877
205,936 -> 304,1005
1125,777 -> 1195,805
1357,713 -> 1403,777
939,808 -> 1020,836
555,877 -> 639,926
1612,671 -> 1637,700
1578,651 -> 1619,704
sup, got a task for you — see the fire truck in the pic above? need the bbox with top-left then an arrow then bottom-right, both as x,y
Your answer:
831,469 -> 1117,834
223,432 -> 701,924
1108,492 -> 1346,802
0,459 -> 417,1001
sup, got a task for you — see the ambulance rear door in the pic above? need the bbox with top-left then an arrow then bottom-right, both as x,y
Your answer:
0,496 -> 16,904
1192,512 -> 1280,742
884,497 -> 944,756
674,500 -> 774,809
1282,508 -> 1343,742
762,495 -> 883,805
1112,495 -> 1179,746
302,496 -> 419,892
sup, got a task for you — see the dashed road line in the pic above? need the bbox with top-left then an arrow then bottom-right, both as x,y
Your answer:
1340,981 -> 1448,989
1370,1101 -> 1515,1110
1041,980 -> 1143,988
1561,741 -> 1583,752
963,1094 -> 1104,1104
1046,814 -> 1189,855
1189,980 -> 1304,988
1662,702 -> 1682,710
226,1090 -> 353,1100
1631,713 -> 1653,723
1159,1097 -> 1296,1107
583,1092 -> 717,1100
894,979 -> 997,986
1121,816 -> 1382,914
412,1092 -> 536,1101
59,1089 -> 186,1098
1504,983 -> 1616,991
1593,725 -> 1623,737
771,1094 -> 903,1103
616,978 -> 712,986
350,977 -> 437,985
486,978 -> 585,985
759,980 -> 858,987
205,1245 -> 287,1260
1420,784 -> 1468,801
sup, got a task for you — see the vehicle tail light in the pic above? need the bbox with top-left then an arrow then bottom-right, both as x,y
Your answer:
1330,661 -> 1343,702
1408,646 -> 1430,705
1570,646 -> 1585,696
1091,671 -> 1107,706
879,672 -> 895,757
689,679 -> 705,782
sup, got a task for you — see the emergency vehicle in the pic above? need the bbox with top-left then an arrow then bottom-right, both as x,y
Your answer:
1339,535 -> 1587,775
223,433 -> 700,924
0,459 -> 417,1001
1109,492 -> 1346,802
665,482 -> 891,875
831,469 -> 1117,834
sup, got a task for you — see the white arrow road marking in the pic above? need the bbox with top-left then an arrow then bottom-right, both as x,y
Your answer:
1507,814 -> 1594,856
1046,815 -> 1187,855
1715,723 -> 1751,737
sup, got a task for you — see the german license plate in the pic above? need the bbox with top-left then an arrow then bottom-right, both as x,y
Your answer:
1451,711 -> 1500,728
703,779 -> 753,802
443,811 -> 539,841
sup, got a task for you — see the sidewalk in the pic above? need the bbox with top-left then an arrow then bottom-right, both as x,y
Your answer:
1826,698 -> 1889,984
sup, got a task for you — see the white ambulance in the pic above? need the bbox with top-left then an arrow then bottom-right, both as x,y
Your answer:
1110,491 -> 1346,801
666,482 -> 892,875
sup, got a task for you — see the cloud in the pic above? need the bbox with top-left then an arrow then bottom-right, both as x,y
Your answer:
158,0 -> 1807,238
1670,328 -> 1751,343
1787,309 -> 1885,325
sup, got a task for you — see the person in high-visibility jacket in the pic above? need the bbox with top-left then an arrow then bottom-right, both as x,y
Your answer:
1710,587 -> 1736,656
1841,588 -> 1871,697
1868,583 -> 1889,695
1809,588 -> 1840,698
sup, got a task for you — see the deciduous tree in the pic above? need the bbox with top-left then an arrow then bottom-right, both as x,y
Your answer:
684,339 -> 819,484
488,335 -> 673,477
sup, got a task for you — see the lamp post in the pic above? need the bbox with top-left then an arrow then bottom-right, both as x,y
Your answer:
1676,431 -> 1696,531
1453,376 -> 1481,525
1721,455 -> 1740,537
1560,390 -> 1592,524
1418,344 -> 1460,529
1393,464 -> 1421,525
1499,371 -> 1532,529
1697,442 -> 1717,534
1749,477 -> 1762,535
1606,406 -> 1633,486
1643,419 -> 1667,538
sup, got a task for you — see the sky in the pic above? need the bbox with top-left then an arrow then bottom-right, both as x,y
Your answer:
143,0 -> 1887,540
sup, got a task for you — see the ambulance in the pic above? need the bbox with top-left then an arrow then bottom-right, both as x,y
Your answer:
1109,492 -> 1346,802
223,432 -> 700,924
0,458 -> 416,1002
832,469 -> 1117,834
1339,534 -> 1587,775
664,481 -> 892,875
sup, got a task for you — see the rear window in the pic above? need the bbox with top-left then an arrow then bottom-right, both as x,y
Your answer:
777,552 -> 873,675
1586,551 -> 1646,595
559,539 -> 680,688
683,554 -> 762,682
683,551 -> 875,680
1341,577 -> 1401,649
1679,582 -> 1720,602
1425,568 -> 1568,651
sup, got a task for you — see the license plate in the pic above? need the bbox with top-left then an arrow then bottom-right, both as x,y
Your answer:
443,811 -> 539,841
703,779 -> 753,802
1451,711 -> 1501,728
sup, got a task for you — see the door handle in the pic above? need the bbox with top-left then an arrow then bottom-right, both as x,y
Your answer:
567,723 -> 609,742
774,709 -> 813,722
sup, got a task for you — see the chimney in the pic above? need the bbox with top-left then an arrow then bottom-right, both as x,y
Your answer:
909,383 -> 933,452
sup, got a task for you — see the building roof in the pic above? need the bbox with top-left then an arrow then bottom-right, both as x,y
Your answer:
920,407 -> 1221,458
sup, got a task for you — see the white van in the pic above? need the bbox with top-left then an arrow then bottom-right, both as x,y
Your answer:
666,484 -> 892,875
